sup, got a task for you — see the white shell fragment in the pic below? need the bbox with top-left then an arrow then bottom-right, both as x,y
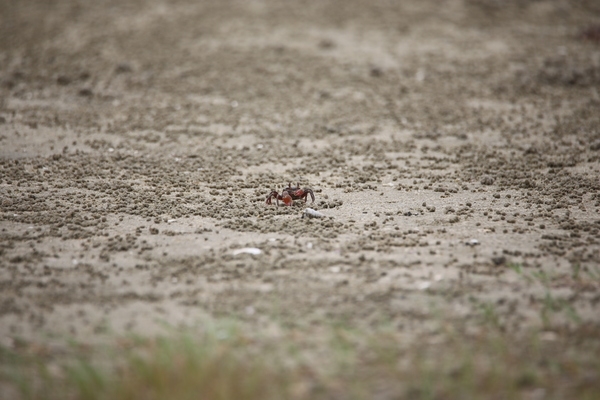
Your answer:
232,247 -> 262,256
302,208 -> 325,219
465,239 -> 480,246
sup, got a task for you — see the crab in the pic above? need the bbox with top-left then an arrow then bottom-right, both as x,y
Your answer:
265,182 -> 315,206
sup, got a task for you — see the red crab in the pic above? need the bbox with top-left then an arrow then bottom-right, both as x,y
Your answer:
265,182 -> 315,206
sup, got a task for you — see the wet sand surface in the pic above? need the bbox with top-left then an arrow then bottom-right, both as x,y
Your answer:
1,0 -> 600,344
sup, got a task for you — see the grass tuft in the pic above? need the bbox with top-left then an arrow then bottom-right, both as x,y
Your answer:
1,320 -> 599,400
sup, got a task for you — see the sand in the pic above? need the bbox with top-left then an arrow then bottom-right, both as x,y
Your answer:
1,0 -> 599,344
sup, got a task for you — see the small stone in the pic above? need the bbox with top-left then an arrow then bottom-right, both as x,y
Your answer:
233,247 -> 262,256
302,208 -> 325,219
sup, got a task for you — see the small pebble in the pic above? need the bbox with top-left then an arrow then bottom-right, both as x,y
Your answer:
302,208 -> 325,219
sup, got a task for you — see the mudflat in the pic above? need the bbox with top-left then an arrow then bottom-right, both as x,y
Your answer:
1,0 -> 599,355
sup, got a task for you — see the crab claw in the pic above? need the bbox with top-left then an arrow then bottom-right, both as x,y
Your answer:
282,191 -> 293,206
